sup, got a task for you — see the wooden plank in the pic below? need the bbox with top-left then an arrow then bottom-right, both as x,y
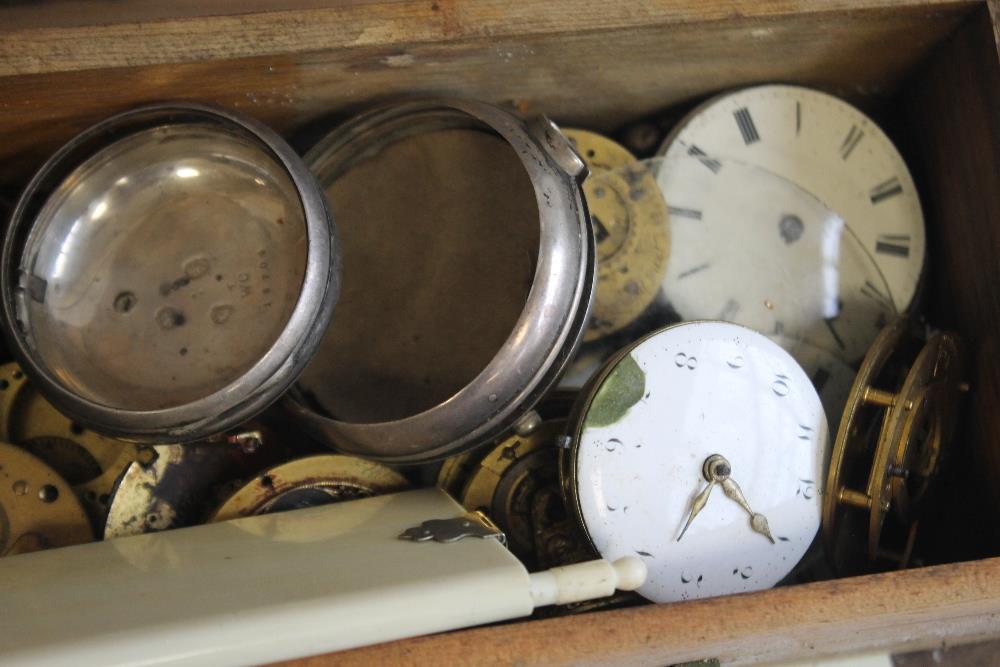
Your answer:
991,0 -> 1000,57
0,0 -> 414,32
0,3 -> 973,186
0,1 -> 976,75
893,5 -> 1000,553
277,557 -> 1000,666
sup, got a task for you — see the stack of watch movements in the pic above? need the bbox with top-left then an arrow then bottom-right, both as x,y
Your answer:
0,360 -> 420,548
823,315 -> 966,573
0,86 -> 970,612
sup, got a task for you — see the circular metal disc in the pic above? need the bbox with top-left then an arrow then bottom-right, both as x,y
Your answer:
460,420 -> 574,566
0,361 -> 154,526
0,442 -> 93,556
582,164 -> 670,342
210,455 -> 410,521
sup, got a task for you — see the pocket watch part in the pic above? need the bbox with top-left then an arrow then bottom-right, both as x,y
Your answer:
563,321 -> 828,603
647,154 -> 897,365
676,473 -> 714,542
437,403 -> 573,503
620,121 -> 664,157
398,511 -> 505,544
103,424 -> 312,538
0,442 -> 93,556
658,84 -> 926,317
529,483 -> 593,569
679,454 -> 775,544
210,455 -> 410,521
533,590 -> 646,619
719,476 -> 775,544
460,420 -> 566,569
580,162 -> 670,342
769,335 -> 856,440
561,129 -> 637,173
1,103 -> 338,443
0,361 -> 155,527
823,315 -> 965,569
865,332 -> 963,559
289,99 -> 593,464
437,447 -> 490,501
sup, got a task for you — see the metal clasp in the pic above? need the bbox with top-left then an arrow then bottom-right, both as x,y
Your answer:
399,511 -> 507,546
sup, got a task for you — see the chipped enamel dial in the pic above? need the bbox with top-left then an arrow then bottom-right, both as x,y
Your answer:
659,84 -> 924,361
563,321 -> 829,602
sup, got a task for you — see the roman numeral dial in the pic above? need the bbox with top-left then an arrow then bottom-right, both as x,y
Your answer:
658,84 -> 925,366
840,125 -> 864,159
870,177 -> 903,204
875,234 -> 911,258
734,107 -> 760,145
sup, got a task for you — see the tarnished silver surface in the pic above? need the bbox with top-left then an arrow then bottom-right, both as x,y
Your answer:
288,98 -> 595,463
1,104 -> 338,442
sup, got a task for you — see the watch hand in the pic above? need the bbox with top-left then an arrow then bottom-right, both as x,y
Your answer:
720,477 -> 776,544
750,513 -> 776,544
677,480 -> 715,542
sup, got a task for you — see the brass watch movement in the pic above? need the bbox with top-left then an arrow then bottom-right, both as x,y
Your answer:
0,442 -> 93,556
823,316 -> 966,570
0,362 -> 155,527
459,419 -> 590,568
563,129 -> 670,342
211,455 -> 410,521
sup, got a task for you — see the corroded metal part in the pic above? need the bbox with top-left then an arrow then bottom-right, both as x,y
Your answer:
0,442 -> 92,556
211,454 -> 410,522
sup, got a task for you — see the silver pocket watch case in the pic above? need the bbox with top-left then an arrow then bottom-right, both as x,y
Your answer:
287,98 -> 595,463
3,99 -> 595,465
1,103 -> 339,443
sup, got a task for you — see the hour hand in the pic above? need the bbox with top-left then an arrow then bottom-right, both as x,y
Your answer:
677,480 -> 714,542
721,477 -> 775,544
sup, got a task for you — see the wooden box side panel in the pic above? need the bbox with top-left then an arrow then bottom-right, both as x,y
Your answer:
0,1 -> 974,187
283,557 -> 1000,666
894,3 -> 1000,553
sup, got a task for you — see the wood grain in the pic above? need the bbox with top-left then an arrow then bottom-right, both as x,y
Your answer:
893,5 -> 1000,554
277,556 -> 1000,666
0,2 -> 975,187
990,0 -> 1000,55
0,1 -> 976,75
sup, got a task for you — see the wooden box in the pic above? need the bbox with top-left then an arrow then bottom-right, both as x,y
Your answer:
1,1 -> 999,664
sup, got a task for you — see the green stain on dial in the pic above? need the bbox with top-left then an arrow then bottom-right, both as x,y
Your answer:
585,354 -> 646,428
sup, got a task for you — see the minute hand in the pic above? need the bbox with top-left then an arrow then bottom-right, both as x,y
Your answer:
677,481 -> 715,542
720,477 -> 776,544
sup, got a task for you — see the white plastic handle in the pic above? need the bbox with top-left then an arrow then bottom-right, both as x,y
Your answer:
528,556 -> 647,607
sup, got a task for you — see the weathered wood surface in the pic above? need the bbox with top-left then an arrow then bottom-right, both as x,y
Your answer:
0,1 -> 975,185
280,556 -> 1000,666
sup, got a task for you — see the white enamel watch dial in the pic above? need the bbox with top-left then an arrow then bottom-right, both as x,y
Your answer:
652,155 -> 894,364
660,84 -> 924,330
567,321 -> 828,602
771,334 -> 855,433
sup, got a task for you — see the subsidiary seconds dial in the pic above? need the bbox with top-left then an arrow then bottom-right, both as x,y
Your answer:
660,84 -> 926,320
